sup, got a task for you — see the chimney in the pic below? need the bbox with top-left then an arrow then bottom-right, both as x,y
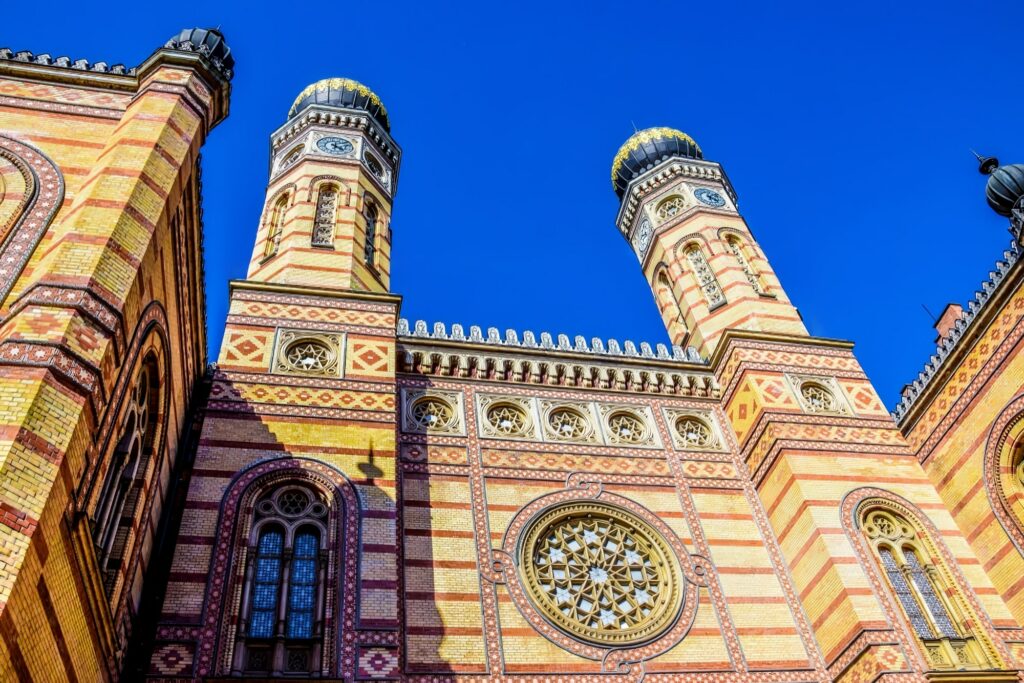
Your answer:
934,303 -> 964,342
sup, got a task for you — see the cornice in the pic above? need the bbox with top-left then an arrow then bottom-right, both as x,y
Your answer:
709,329 -> 855,370
228,279 -> 403,307
894,242 -> 1022,428
615,158 -> 737,235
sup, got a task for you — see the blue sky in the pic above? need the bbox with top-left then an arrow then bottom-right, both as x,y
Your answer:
7,1 -> 1024,408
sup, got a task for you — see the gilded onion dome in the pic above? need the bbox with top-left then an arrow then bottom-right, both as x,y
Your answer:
979,155 -> 1024,217
612,127 -> 702,198
288,77 -> 390,132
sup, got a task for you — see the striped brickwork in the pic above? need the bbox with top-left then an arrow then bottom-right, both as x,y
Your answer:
246,128 -> 394,294
717,332 -> 1021,681
147,281 -> 401,679
0,45 -> 227,683
640,204 -> 807,356
899,260 -> 1024,645
397,373 -> 824,681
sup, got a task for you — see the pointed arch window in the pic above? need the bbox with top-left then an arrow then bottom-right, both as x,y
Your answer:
684,245 -> 725,308
725,236 -> 765,294
363,199 -> 378,267
311,185 -> 337,248
264,195 -> 288,258
861,504 -> 991,670
92,354 -> 160,595
237,486 -> 327,676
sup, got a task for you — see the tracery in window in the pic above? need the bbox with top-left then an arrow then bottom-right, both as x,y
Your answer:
546,406 -> 590,441
861,504 -> 991,670
311,185 -> 337,247
684,246 -> 725,308
264,195 -> 288,258
486,402 -> 529,437
92,354 -> 160,595
800,382 -> 838,413
655,195 -> 687,222
673,416 -> 716,449
606,411 -> 648,444
726,236 -> 764,294
363,200 -> 378,266
238,486 -> 327,676
410,396 -> 456,432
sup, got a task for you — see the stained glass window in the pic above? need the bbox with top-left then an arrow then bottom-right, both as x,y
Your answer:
249,528 -> 284,638
905,549 -> 958,638
879,546 -> 935,639
286,529 -> 319,639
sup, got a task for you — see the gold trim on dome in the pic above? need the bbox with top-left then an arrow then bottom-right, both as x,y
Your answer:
611,127 -> 701,188
288,77 -> 388,118
518,501 -> 684,646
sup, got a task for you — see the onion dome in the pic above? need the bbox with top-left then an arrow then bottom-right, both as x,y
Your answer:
979,155 -> 1024,217
164,28 -> 233,78
612,127 -> 702,198
288,78 -> 390,132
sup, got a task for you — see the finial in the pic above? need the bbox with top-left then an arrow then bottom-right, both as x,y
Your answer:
973,150 -> 999,175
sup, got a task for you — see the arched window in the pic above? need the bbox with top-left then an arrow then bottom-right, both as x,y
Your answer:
264,195 -> 288,258
311,185 -> 337,248
237,486 -> 327,676
861,504 -> 990,670
363,199 -> 378,267
684,245 -> 725,308
725,236 -> 765,294
654,269 -> 688,343
92,354 -> 160,594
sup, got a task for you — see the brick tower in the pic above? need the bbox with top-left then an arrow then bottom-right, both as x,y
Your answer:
145,78 -> 403,679
613,127 -> 806,356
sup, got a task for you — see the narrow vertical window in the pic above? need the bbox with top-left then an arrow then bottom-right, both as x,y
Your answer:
878,546 -> 935,639
905,549 -> 958,638
363,200 -> 378,266
311,186 -> 337,247
685,245 -> 725,308
249,527 -> 284,638
726,236 -> 764,294
264,195 -> 288,258
93,357 -> 158,594
286,528 -> 319,638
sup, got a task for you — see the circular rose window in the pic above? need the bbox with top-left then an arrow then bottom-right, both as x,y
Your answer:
518,501 -> 684,646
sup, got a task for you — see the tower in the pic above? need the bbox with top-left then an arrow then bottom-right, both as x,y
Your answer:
250,78 -> 400,292
612,128 -> 806,356
145,77 -> 404,678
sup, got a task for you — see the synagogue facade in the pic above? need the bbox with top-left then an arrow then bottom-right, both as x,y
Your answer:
0,28 -> 1023,683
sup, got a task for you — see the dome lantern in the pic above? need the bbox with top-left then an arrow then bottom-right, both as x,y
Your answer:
611,127 -> 702,199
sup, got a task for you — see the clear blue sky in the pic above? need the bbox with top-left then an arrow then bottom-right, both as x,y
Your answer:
7,1 -> 1024,408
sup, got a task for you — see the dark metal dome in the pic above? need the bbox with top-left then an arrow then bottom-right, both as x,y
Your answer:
612,127 -> 702,198
164,28 -> 233,77
980,156 -> 1024,217
288,78 -> 390,132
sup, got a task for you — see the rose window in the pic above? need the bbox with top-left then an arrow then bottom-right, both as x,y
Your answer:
548,407 -> 589,440
655,196 -> 686,221
518,501 -> 684,646
487,403 -> 529,436
607,411 -> 647,444
411,397 -> 455,431
801,383 -> 837,413
674,417 -> 715,448
285,340 -> 334,374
